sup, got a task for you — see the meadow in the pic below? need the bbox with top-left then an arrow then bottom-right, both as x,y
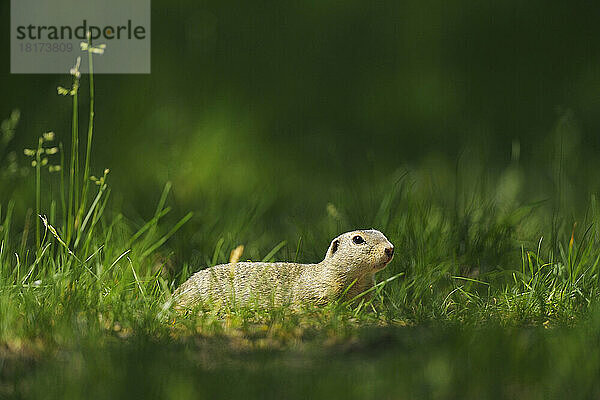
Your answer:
2,47 -> 600,399
3,2 -> 600,397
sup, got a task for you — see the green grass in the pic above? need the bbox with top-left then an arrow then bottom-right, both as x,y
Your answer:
2,48 -> 600,399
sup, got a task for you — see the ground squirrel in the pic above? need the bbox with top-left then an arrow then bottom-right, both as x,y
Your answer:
173,229 -> 394,309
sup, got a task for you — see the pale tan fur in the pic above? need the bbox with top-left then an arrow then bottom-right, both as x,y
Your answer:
173,229 -> 394,309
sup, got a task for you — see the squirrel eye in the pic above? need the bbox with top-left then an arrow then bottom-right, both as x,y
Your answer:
352,235 -> 365,244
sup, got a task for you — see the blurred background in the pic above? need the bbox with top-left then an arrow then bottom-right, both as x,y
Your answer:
1,0 -> 600,266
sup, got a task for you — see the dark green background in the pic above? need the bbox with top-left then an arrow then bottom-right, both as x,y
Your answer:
2,0 -> 600,258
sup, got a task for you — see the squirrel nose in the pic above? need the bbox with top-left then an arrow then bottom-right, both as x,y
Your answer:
385,246 -> 394,257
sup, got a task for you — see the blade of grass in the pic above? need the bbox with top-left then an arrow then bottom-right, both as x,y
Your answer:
261,241 -> 287,262
127,207 -> 171,247
211,238 -> 225,267
140,212 -> 193,259
77,35 -> 96,229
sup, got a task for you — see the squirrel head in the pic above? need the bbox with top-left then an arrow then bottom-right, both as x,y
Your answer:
325,229 -> 394,274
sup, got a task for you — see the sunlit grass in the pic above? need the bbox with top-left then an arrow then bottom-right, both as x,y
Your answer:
2,39 -> 600,400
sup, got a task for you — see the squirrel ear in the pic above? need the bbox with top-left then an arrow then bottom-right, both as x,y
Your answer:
328,239 -> 339,257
